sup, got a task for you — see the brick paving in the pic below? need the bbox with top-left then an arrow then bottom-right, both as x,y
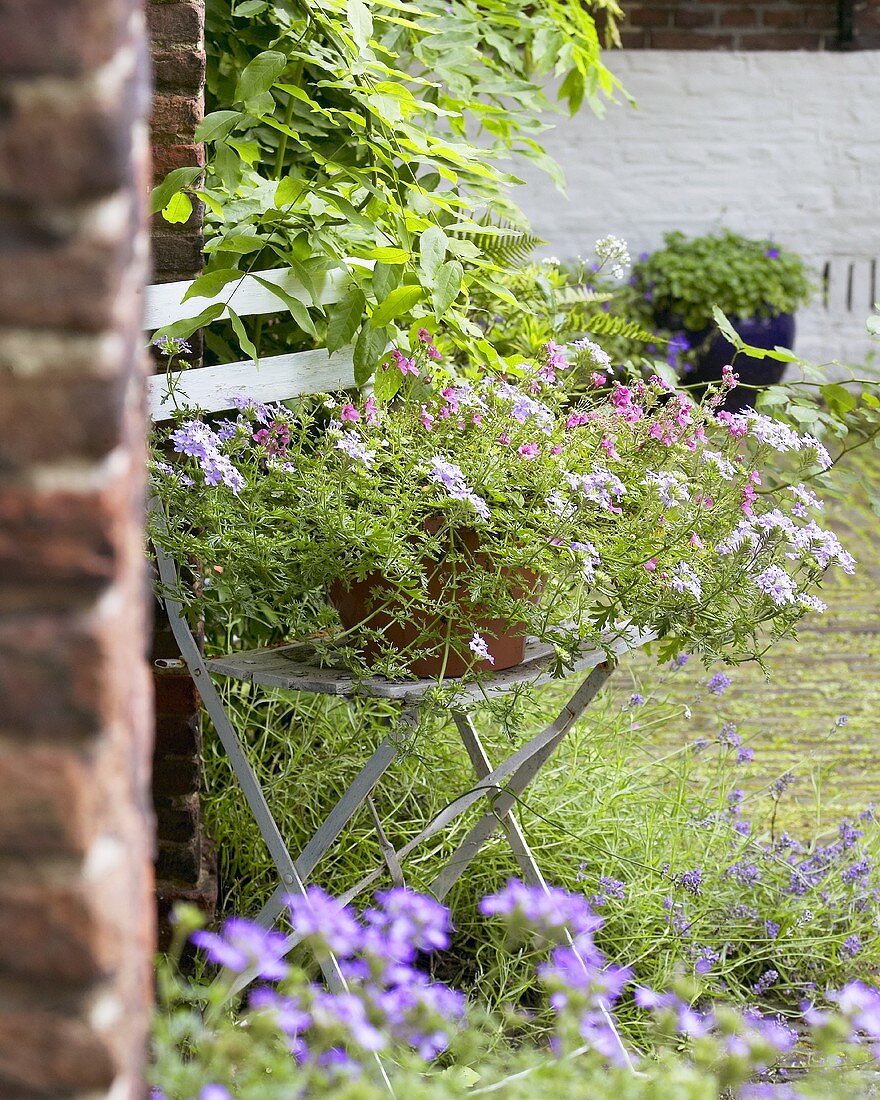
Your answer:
621,452 -> 880,829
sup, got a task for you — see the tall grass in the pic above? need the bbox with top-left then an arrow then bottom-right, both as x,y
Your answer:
201,649 -> 879,1029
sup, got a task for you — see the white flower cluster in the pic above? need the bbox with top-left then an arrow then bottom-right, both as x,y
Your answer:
594,235 -> 631,280
644,470 -> 690,510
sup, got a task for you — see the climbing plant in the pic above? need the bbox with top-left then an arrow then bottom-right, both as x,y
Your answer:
151,0 -> 624,377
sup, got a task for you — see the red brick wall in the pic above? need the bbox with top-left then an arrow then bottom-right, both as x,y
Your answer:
147,0 -> 217,944
620,1 -> 844,50
0,0 -> 155,1095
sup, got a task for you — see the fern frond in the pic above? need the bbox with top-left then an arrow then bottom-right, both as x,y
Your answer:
451,219 -> 545,267
581,313 -> 658,343
555,286 -> 609,308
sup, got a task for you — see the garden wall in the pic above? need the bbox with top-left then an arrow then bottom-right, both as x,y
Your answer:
0,0 -> 155,1094
147,0 -> 218,942
620,0 -> 845,50
516,50 -> 880,371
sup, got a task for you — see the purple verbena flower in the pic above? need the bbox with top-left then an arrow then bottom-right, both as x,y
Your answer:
480,879 -> 602,940
468,632 -> 495,665
286,886 -> 362,957
191,918 -> 290,980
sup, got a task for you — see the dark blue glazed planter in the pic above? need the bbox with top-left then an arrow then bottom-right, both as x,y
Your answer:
682,313 -> 796,413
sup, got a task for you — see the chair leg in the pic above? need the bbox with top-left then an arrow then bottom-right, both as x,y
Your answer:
430,663 -> 614,900
336,663 -> 616,907
449,711 -> 547,889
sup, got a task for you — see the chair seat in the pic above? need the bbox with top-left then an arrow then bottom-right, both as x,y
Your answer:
205,627 -> 652,705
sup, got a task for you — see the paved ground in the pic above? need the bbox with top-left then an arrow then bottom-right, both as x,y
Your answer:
618,451 -> 880,830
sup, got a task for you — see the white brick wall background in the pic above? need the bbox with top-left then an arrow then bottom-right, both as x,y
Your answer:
515,51 -> 880,374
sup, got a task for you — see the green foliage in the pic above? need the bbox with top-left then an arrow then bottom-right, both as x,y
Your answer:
198,664 -> 880,1019
631,230 -> 813,333
151,0 -> 625,375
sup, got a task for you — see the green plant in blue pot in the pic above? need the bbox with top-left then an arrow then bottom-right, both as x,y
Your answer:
632,230 -> 812,411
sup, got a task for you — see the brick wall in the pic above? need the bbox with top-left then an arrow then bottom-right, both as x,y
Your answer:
0,0 -> 155,1096
147,0 -> 217,945
620,1 -> 844,50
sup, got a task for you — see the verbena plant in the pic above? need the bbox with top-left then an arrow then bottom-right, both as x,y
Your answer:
150,335 -> 851,681
151,880 -> 880,1099
631,231 -> 812,334
151,0 -> 625,377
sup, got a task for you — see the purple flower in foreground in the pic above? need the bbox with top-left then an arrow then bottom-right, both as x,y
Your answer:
286,886 -> 361,957
426,456 -> 490,520
364,888 -> 451,959
191,918 -> 290,980
765,247 -> 781,259
249,987 -> 311,1037
681,867 -> 703,896
480,879 -> 602,940
232,392 -> 272,424
312,991 -> 386,1052
153,335 -> 192,356
169,420 -> 246,494
842,934 -> 863,958
707,671 -> 732,695
469,632 -> 495,665
694,945 -> 719,974
719,722 -> 741,747
200,1086 -> 233,1100
335,431 -> 377,469
629,692 -> 645,707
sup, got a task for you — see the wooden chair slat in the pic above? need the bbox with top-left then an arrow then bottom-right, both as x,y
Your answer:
144,264 -> 360,331
149,348 -> 356,421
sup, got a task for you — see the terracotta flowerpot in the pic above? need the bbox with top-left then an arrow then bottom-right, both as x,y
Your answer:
329,524 -> 538,679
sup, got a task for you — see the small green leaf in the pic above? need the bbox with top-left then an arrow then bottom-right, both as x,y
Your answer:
234,0 -> 266,15
712,306 -> 744,350
431,260 -> 463,317
371,284 -> 424,327
419,226 -> 447,281
161,192 -> 193,224
153,302 -> 225,342
182,268 -> 243,302
821,383 -> 857,416
149,167 -> 202,215
353,324 -> 389,386
235,50 -> 287,104
327,288 -> 366,352
365,246 -> 411,264
195,110 -> 243,144
372,263 -> 402,302
253,276 -> 318,339
228,307 -> 258,366
346,0 -> 373,51
373,363 -> 404,402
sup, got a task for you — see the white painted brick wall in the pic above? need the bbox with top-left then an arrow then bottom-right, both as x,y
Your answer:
515,51 -> 880,372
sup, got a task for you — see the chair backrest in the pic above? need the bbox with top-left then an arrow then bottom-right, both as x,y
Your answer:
145,264 -> 362,421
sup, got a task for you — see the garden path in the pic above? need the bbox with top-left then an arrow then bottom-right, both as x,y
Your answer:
622,451 -> 880,829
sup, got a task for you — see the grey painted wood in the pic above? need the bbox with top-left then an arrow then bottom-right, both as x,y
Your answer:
144,264 -> 360,331
451,711 -> 547,889
205,628 -> 653,704
149,347 -> 357,421
430,664 -> 613,900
